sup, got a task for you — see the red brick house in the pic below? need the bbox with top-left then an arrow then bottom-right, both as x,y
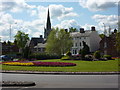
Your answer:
2,42 -> 19,55
99,30 -> 119,57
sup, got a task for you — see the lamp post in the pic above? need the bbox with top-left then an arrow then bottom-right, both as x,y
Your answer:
103,23 -> 107,55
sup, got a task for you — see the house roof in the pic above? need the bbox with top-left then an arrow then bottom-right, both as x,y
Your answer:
34,43 -> 46,48
30,37 -> 44,46
70,30 -> 93,37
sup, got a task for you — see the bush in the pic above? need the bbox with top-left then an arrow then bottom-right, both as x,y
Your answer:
66,51 -> 72,56
29,53 -> 62,60
61,55 -> 71,60
103,55 -> 112,60
94,51 -> 101,59
85,55 -> 93,61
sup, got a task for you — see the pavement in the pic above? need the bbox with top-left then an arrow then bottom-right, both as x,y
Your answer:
1,70 -> 120,75
1,81 -> 36,87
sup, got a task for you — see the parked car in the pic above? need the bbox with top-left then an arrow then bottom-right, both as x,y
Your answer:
0,55 -> 12,61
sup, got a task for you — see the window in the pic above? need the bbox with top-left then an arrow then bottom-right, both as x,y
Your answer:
80,42 -> 81,46
75,50 -> 77,54
75,43 -> 77,47
73,50 -> 74,54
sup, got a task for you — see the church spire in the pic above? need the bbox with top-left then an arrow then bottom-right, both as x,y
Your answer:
44,7 -> 52,39
46,8 -> 51,30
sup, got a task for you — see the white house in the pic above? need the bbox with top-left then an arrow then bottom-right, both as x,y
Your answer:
33,43 -> 46,53
70,26 -> 101,55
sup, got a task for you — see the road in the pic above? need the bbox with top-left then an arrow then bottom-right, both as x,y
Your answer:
1,73 -> 118,88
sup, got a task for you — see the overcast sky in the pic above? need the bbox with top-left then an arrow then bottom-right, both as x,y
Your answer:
0,0 -> 119,42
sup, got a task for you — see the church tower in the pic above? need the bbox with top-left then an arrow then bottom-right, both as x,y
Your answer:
44,8 -> 51,39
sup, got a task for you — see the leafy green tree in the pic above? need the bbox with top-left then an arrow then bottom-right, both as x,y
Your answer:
14,31 -> 29,57
69,27 -> 77,32
23,46 -> 31,59
58,29 -> 73,55
46,27 -> 72,55
46,28 -> 59,54
99,34 -> 105,39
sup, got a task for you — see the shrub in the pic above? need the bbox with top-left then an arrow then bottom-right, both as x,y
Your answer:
61,55 -> 71,60
66,51 -> 72,56
94,51 -> 101,59
29,53 -> 62,60
103,55 -> 112,60
85,55 -> 93,61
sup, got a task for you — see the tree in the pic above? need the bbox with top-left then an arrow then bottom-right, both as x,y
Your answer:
99,34 -> 105,39
14,31 -> 29,57
46,27 -> 73,55
80,41 -> 90,59
69,27 -> 77,32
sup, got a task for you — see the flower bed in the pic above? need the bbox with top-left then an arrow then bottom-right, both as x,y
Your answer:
2,61 -> 76,67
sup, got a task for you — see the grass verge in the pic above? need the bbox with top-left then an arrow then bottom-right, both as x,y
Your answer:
1,59 -> 119,72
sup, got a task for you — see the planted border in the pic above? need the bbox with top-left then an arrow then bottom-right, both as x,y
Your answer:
2,61 -> 76,67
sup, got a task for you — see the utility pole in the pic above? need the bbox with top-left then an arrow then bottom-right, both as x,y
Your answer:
0,37 -> 2,56
9,23 -> 17,60
108,26 -> 111,37
9,24 -> 12,42
103,23 -> 107,55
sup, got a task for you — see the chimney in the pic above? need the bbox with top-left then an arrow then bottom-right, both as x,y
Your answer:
91,26 -> 96,31
65,29 -> 68,32
40,35 -> 43,38
80,28 -> 85,33
114,29 -> 117,33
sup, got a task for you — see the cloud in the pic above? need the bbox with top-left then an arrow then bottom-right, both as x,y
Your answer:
37,4 -> 78,22
0,0 -> 36,12
55,19 -> 80,29
81,24 -> 95,30
0,2 -> 79,42
30,10 -> 37,16
0,12 -> 44,42
49,4 -> 78,20
92,14 -> 118,33
92,14 -> 118,27
79,0 -> 118,11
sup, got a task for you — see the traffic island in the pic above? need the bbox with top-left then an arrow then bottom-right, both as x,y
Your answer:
1,81 -> 36,87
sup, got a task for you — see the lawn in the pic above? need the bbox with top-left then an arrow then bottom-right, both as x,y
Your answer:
1,59 -> 119,72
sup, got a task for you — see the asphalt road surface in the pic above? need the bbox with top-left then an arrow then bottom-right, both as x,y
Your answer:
1,73 -> 119,88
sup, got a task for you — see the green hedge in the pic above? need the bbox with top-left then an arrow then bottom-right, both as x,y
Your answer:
103,55 -> 112,60
61,55 -> 71,60
29,53 -> 62,60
